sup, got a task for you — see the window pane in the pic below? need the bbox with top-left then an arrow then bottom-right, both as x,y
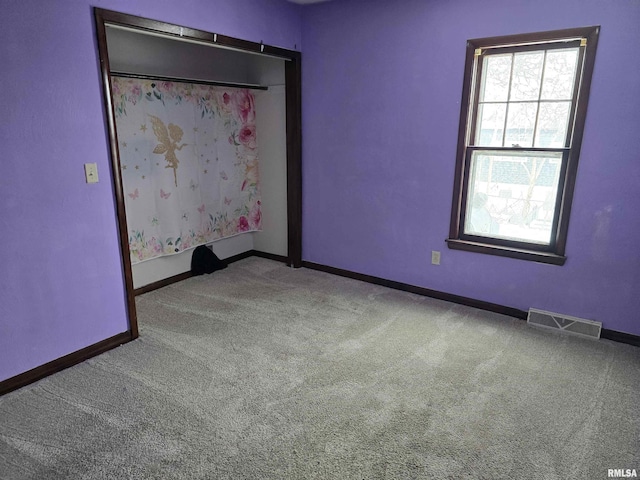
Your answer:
476,103 -> 506,146
480,54 -> 512,102
505,102 -> 538,147
541,48 -> 579,100
534,102 -> 572,147
509,51 -> 544,101
464,150 -> 563,244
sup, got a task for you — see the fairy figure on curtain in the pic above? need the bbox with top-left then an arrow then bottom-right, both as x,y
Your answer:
149,114 -> 186,187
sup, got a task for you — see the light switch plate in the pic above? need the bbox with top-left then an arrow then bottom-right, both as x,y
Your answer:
84,163 -> 99,184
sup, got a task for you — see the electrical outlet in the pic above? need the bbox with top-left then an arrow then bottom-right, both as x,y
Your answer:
84,163 -> 99,184
431,251 -> 441,265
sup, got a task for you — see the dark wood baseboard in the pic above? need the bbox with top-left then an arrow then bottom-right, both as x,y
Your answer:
134,249 -> 287,296
0,331 -> 133,396
134,271 -> 194,296
224,249 -> 257,264
302,261 -> 528,319
301,260 -> 640,348
252,250 -> 289,263
601,328 -> 640,347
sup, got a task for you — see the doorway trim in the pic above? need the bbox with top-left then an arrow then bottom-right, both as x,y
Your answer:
94,8 -> 303,340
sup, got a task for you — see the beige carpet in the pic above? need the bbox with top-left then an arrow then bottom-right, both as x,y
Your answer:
1,257 -> 639,479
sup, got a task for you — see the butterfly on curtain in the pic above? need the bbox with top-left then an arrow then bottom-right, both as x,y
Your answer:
224,197 -> 232,205
220,171 -> 228,180
197,204 -> 205,214
128,188 -> 139,200
160,189 -> 171,199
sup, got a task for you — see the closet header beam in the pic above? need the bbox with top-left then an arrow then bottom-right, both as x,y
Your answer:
105,23 -> 295,62
111,72 -> 269,91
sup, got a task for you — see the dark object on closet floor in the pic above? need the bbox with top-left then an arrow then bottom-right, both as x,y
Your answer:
191,246 -> 227,275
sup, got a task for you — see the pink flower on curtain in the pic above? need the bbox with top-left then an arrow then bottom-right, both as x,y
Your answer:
149,237 -> 163,254
112,80 -> 122,96
130,84 -> 141,104
249,201 -> 262,229
234,90 -> 255,124
239,124 -> 257,150
238,216 -> 250,232
217,91 -> 234,115
160,82 -> 174,92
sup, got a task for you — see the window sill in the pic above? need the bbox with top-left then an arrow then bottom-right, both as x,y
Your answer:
445,238 -> 566,265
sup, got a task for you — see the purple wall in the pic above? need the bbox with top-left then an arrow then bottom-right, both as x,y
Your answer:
0,0 -> 301,382
301,0 -> 640,335
2,0 -> 638,385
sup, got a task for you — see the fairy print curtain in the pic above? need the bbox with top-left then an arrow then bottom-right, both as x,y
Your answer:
111,77 -> 261,264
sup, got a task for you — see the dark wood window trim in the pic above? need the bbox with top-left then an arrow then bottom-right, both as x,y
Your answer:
448,26 -> 599,265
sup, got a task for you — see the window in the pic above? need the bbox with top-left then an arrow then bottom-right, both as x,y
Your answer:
447,27 -> 599,265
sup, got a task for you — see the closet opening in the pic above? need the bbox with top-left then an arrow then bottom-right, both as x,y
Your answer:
94,8 -> 302,339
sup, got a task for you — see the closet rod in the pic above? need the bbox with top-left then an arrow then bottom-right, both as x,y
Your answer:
111,71 -> 269,91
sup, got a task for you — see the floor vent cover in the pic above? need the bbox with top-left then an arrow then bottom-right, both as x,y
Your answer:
527,308 -> 602,339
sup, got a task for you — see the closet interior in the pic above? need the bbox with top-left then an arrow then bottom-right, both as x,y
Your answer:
104,24 -> 291,290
